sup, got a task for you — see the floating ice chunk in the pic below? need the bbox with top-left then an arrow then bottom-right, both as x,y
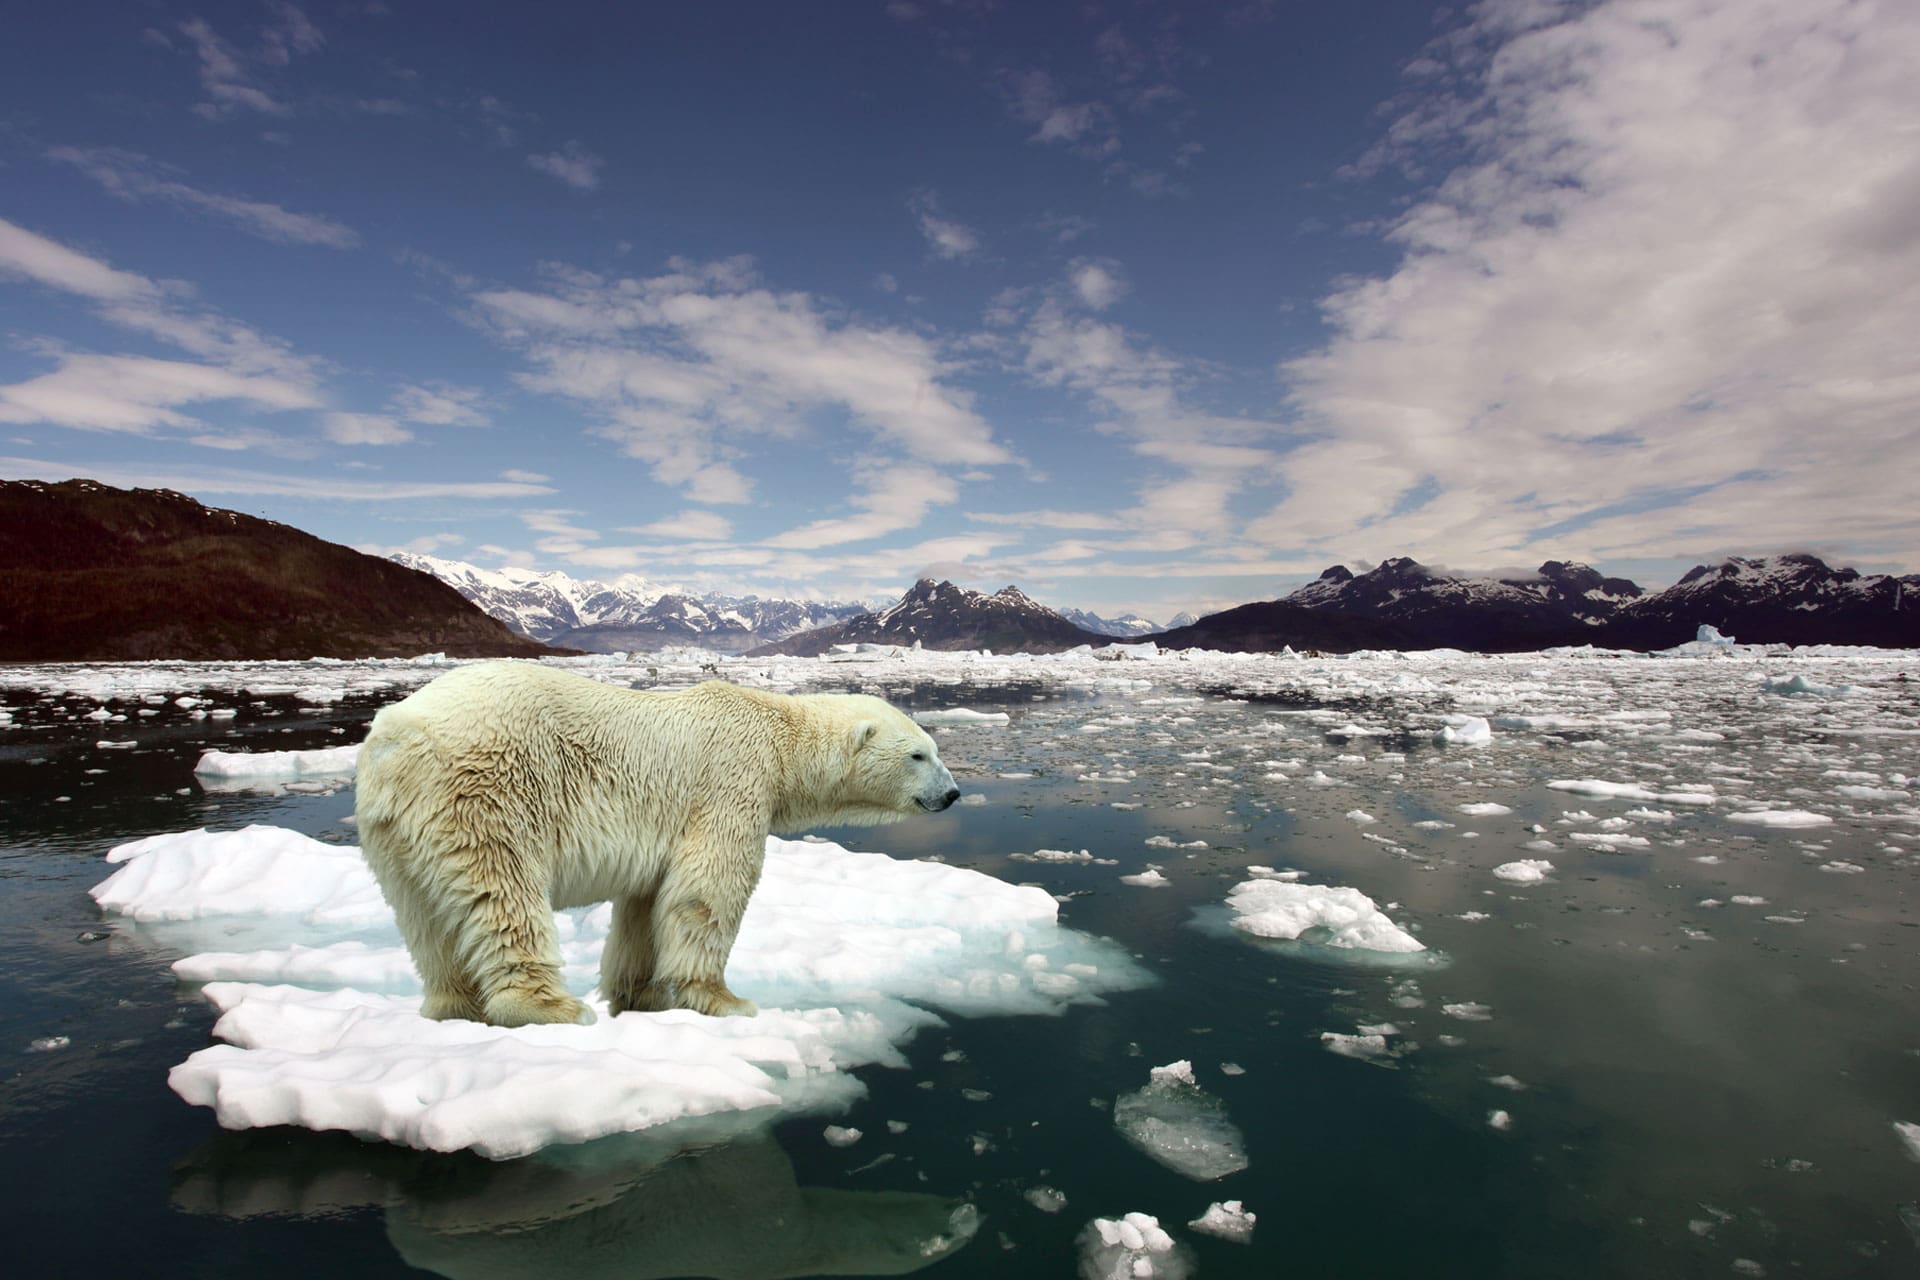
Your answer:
1488,1109 -> 1513,1131
1320,1032 -> 1390,1062
1834,784 -> 1908,801
1149,1059 -> 1195,1085
1187,1200 -> 1256,1243
1079,1212 -> 1191,1280
1727,808 -> 1833,828
28,1035 -> 71,1052
195,744 -> 362,780
1120,868 -> 1170,887
91,825 -> 390,928
1442,1002 -> 1493,1021
1492,860 -> 1554,884
1818,861 -> 1865,874
1896,1121 -> 1920,1162
1567,832 -> 1651,848
1458,802 -> 1512,817
1434,715 -> 1492,746
1224,880 -> 1425,953
1345,809 -> 1378,824
1548,779 -> 1716,806
1011,848 -> 1117,865
1763,674 -> 1853,697
911,708 -> 1010,726
1025,1185 -> 1068,1213
823,1124 -> 862,1147
1112,1065 -> 1249,1181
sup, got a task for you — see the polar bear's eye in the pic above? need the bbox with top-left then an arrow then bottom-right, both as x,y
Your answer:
910,751 -> 926,762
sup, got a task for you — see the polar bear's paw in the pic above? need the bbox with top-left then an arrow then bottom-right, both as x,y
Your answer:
483,988 -> 596,1028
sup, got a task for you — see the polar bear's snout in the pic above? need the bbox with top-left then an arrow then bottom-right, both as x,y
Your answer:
916,756 -> 962,812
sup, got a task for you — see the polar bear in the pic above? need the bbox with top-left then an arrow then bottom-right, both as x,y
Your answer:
354,662 -> 960,1026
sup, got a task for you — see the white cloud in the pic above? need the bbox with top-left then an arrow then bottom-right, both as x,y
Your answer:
48,147 -> 359,249
762,461 -> 960,549
527,142 -> 604,191
966,508 -> 1125,531
1270,0 -> 1920,570
908,190 -> 981,260
324,412 -> 413,446
0,217 -> 162,303
470,256 -> 1009,522
499,468 -> 550,484
621,510 -> 735,540
390,382 -> 490,426
0,354 -> 321,433
1068,258 -> 1127,310
175,10 -> 322,119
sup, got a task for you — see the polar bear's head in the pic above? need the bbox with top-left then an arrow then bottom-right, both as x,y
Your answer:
834,697 -> 960,824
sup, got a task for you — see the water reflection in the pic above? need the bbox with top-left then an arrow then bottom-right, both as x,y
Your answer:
173,1125 -> 980,1278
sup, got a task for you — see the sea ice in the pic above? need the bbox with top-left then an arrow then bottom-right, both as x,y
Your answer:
1727,808 -> 1833,828
92,826 -> 1146,1157
822,1124 -> 862,1147
911,708 -> 1010,726
1223,880 -> 1425,953
1120,868 -> 1171,887
1492,859 -> 1554,884
1434,715 -> 1493,746
1079,1212 -> 1191,1280
1187,1199 -> 1255,1243
1548,779 -> 1716,805
1896,1122 -> 1920,1162
1112,1063 -> 1249,1181
1459,802 -> 1513,817
1024,1185 -> 1068,1213
194,744 -> 362,781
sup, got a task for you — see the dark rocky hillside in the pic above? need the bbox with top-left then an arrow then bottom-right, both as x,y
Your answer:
0,478 -> 564,661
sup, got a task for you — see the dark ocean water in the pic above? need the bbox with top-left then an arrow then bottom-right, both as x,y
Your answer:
2,668 -> 1917,1278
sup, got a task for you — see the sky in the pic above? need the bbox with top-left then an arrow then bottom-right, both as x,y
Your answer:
2,0 -> 1916,622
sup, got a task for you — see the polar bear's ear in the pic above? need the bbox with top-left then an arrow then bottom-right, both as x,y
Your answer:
852,720 -> 879,751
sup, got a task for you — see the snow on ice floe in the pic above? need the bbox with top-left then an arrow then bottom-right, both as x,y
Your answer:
1548,779 -> 1717,806
910,708 -> 1010,726
1224,880 -> 1426,955
1112,1062 -> 1248,1182
1188,1200 -> 1256,1243
1493,859 -> 1555,884
1434,714 -> 1493,746
91,826 -> 1146,1157
193,745 -> 362,794
1079,1212 -> 1192,1280
1726,808 -> 1834,828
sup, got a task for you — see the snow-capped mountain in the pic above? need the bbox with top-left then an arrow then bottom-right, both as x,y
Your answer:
1058,607 -> 1162,638
1288,557 -> 1639,626
390,554 -> 866,653
1279,557 -> 1635,649
754,579 -> 1111,655
1604,554 -> 1919,649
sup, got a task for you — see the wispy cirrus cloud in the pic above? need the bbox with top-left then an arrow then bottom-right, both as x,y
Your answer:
527,141 -> 604,191
469,254 -> 1011,530
908,189 -> 982,260
172,3 -> 324,120
0,216 -> 326,437
48,146 -> 360,248
1268,0 -> 1920,571
0,455 -> 553,502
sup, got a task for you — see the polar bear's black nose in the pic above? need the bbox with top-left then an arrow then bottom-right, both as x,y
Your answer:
942,788 -> 961,809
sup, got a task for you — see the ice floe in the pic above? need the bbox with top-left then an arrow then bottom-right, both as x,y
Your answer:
1079,1212 -> 1191,1280
1224,880 -> 1425,954
1187,1199 -> 1255,1243
1112,1061 -> 1249,1181
91,826 -> 1146,1157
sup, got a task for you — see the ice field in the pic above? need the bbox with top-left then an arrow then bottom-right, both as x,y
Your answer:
3,638 -> 1918,1277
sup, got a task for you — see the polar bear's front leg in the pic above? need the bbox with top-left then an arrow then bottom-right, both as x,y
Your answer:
632,850 -> 761,1018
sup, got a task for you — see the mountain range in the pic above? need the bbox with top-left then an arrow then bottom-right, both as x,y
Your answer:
393,553 -> 1167,652
5,478 -> 1913,660
0,480 -> 555,662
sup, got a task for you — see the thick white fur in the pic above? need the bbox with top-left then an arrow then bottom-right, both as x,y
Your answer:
354,662 -> 959,1026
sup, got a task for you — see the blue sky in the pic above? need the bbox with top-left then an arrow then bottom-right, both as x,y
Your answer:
3,0 -> 1916,621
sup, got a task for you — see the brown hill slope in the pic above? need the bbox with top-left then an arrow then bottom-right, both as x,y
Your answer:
0,478 -> 563,661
